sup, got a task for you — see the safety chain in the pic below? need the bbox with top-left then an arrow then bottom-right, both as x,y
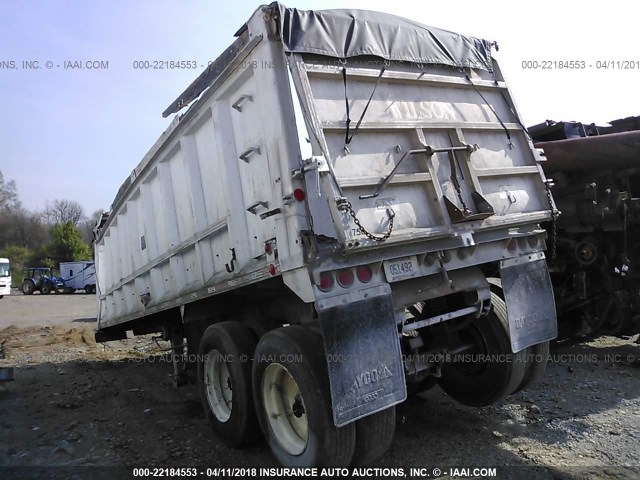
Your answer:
337,199 -> 395,242
544,179 -> 557,261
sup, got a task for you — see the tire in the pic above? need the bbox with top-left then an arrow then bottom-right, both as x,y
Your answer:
439,293 -> 527,407
351,407 -> 396,466
22,281 -> 34,295
41,284 -> 52,295
197,321 -> 259,447
514,341 -> 549,393
252,326 -> 356,466
490,291 -> 549,394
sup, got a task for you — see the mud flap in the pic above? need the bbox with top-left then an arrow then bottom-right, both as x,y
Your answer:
316,284 -> 406,427
501,253 -> 558,352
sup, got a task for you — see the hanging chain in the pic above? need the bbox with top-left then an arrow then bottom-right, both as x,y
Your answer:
544,179 -> 557,261
337,199 -> 395,242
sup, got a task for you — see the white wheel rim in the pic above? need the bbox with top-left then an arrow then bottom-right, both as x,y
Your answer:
262,363 -> 308,456
204,349 -> 233,422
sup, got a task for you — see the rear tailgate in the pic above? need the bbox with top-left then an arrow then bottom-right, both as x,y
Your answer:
290,54 -> 552,251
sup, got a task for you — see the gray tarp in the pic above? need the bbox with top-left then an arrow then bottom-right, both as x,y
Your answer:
162,2 -> 495,119
276,2 -> 494,71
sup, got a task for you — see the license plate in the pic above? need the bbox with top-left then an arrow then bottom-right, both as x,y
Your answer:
383,256 -> 419,282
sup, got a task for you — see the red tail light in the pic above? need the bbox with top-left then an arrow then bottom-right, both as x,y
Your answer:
318,272 -> 334,292
356,265 -> 372,283
337,269 -> 354,288
507,238 -> 517,253
293,189 -> 306,201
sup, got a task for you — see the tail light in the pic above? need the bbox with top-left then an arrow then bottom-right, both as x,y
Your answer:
517,237 -> 528,250
318,272 -> 334,292
336,269 -> 354,288
356,265 -> 373,283
507,238 -> 517,253
293,189 -> 306,201
528,236 -> 539,248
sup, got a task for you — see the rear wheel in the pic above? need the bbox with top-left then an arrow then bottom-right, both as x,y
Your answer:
253,326 -> 356,466
351,407 -> 396,465
439,293 -> 526,407
197,321 -> 259,447
513,341 -> 549,393
490,285 -> 549,394
41,284 -> 52,295
22,281 -> 34,295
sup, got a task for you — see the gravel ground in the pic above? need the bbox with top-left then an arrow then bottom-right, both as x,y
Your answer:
0,293 -> 639,479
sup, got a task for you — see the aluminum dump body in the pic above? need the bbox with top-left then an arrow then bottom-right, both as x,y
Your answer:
95,3 -> 554,338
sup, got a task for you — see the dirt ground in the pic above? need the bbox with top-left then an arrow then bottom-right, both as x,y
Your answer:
1,292 -> 639,479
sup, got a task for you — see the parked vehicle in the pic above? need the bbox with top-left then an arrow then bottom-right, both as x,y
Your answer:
21,267 -> 64,295
59,261 -> 96,294
0,258 -> 10,299
94,3 -> 558,466
531,117 -> 640,339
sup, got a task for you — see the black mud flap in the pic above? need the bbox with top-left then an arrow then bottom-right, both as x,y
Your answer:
501,253 -> 558,352
316,285 -> 406,427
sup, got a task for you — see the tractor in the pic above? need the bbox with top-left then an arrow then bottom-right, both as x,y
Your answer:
21,267 -> 64,295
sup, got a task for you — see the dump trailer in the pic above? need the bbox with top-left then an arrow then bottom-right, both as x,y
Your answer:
533,120 -> 640,339
94,3 -> 558,466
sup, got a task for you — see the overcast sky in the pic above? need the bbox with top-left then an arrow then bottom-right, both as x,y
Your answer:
1,0 -> 637,215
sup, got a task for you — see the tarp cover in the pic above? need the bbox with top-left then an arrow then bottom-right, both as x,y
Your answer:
275,2 -> 494,71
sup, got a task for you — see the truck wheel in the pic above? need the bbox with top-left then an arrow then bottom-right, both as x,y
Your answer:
351,406 -> 395,466
253,326 -> 356,466
197,321 -> 259,447
22,281 -> 34,295
41,284 -> 52,295
490,292 -> 549,394
439,293 -> 526,407
513,341 -> 549,393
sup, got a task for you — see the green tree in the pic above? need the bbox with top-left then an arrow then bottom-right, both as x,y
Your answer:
48,222 -> 93,263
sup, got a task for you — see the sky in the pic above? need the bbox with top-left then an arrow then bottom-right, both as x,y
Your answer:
1,0 -> 637,215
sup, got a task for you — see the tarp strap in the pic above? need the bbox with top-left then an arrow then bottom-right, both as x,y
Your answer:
496,85 -> 532,141
466,75 -> 513,148
342,65 -> 386,146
